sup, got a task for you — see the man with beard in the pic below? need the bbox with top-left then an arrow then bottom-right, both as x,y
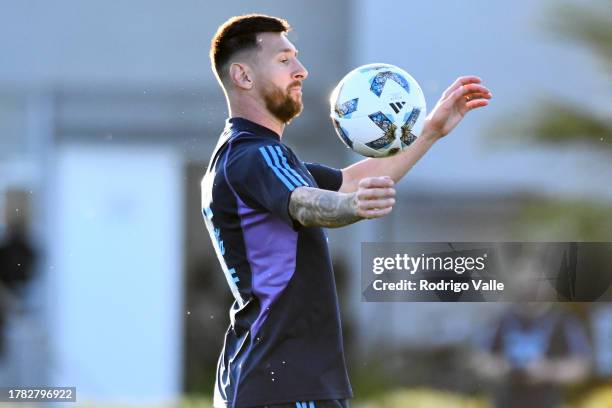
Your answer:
202,14 -> 492,408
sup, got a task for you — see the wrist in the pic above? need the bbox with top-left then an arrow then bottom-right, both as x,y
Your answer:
348,192 -> 361,219
420,121 -> 443,142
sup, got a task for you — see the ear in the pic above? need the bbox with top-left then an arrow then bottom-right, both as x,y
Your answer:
229,62 -> 253,90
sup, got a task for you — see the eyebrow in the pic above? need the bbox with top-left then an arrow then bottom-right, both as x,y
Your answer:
277,48 -> 298,56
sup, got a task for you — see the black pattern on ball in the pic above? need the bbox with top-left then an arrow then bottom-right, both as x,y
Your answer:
332,119 -> 353,148
335,98 -> 359,118
369,71 -> 411,97
400,107 -> 421,146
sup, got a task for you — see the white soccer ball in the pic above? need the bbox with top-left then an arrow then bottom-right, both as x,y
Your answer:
330,63 -> 427,158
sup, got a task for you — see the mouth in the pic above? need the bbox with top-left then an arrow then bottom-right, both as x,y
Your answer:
288,82 -> 303,93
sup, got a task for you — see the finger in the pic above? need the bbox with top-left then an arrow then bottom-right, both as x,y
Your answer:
359,198 -> 396,210
358,176 -> 394,189
356,187 -> 396,200
441,76 -> 482,99
466,98 -> 490,109
442,76 -> 481,99
451,84 -> 491,103
462,84 -> 491,95
466,88 -> 493,100
360,206 -> 393,219
464,92 -> 492,101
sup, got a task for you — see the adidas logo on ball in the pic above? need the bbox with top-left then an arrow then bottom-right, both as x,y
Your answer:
389,101 -> 406,114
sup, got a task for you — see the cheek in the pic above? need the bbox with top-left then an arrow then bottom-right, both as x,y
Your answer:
255,65 -> 291,92
268,65 -> 293,84
267,78 -> 290,94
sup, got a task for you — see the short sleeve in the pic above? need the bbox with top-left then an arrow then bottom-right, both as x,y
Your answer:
225,141 -> 309,226
304,162 -> 343,192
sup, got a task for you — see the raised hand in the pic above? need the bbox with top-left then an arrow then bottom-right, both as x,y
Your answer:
422,76 -> 492,140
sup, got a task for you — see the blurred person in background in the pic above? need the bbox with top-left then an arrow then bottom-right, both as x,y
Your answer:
203,13 -> 491,408
590,304 -> 612,379
0,189 -> 37,360
473,303 -> 591,408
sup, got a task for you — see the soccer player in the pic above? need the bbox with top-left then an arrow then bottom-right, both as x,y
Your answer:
202,14 -> 492,408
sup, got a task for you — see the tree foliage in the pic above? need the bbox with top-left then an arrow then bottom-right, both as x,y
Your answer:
502,1 -> 612,240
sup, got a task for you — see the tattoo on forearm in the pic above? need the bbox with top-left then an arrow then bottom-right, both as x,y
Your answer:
289,187 -> 362,228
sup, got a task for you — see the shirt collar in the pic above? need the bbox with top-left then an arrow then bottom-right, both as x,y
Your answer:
226,117 -> 281,140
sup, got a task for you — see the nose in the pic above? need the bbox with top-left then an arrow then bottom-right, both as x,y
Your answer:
293,59 -> 308,81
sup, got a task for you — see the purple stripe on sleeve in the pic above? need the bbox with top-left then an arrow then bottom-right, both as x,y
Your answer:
236,197 -> 298,337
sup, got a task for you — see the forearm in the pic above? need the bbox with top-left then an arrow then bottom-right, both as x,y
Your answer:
340,129 -> 438,192
289,187 -> 362,228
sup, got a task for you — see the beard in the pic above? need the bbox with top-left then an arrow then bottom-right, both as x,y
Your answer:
262,81 -> 303,124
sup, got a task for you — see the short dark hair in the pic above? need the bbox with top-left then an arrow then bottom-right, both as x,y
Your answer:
210,14 -> 291,83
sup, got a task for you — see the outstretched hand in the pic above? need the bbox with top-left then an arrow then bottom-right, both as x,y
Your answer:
422,76 -> 492,140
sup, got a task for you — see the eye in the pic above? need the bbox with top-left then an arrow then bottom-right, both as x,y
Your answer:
280,58 -> 289,64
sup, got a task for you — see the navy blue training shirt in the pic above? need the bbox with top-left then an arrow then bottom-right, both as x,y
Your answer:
201,118 -> 353,407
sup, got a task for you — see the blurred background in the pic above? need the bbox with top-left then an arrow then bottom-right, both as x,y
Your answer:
1,0 -> 611,407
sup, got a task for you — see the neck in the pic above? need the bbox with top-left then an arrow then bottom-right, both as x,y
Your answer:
228,97 -> 285,137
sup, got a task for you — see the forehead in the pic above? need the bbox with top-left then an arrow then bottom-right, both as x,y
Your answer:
256,32 -> 297,55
